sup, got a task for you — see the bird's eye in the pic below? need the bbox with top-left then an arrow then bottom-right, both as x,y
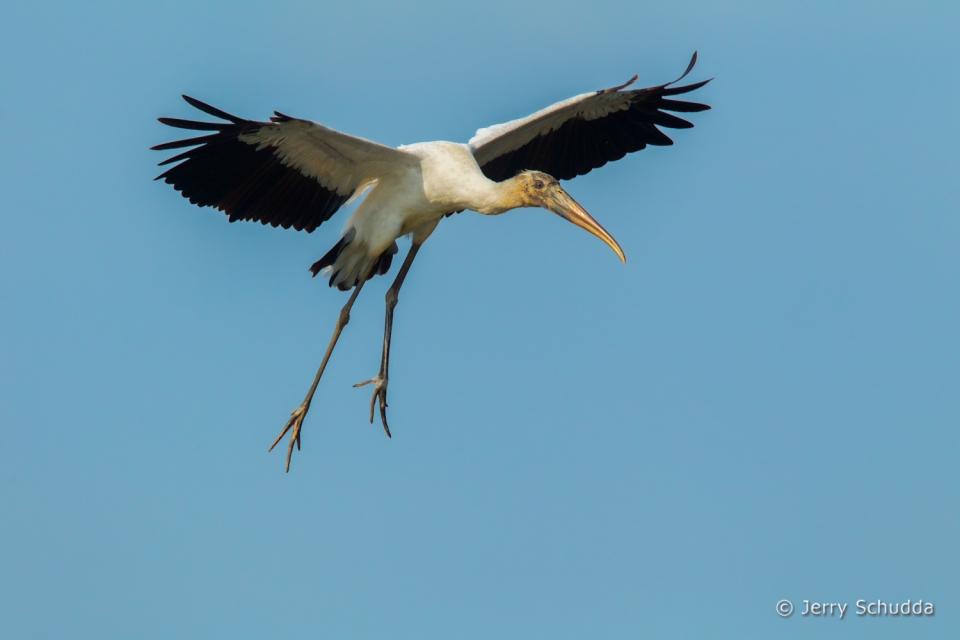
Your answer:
534,180 -> 544,189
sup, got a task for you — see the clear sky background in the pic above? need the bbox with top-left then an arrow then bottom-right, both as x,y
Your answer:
1,1 -> 958,638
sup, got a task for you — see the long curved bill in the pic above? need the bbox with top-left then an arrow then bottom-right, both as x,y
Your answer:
544,186 -> 625,263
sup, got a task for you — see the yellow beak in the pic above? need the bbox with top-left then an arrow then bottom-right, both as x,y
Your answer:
544,186 -> 626,263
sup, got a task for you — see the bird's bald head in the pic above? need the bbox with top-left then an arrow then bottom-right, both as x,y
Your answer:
512,170 -> 625,263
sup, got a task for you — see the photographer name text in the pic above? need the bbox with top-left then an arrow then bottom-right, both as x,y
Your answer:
776,599 -> 935,619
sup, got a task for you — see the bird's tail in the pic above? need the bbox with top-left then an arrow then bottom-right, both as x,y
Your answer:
310,229 -> 398,290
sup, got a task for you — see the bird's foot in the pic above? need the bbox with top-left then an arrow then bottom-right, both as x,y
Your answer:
353,374 -> 391,437
268,403 -> 309,472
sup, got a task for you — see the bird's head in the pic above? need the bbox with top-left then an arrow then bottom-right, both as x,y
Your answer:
513,171 -> 625,263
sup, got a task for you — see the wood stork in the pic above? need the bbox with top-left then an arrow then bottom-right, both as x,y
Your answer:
153,52 -> 711,471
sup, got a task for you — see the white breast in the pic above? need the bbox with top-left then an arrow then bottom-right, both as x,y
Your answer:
401,141 -> 497,211
343,141 -> 503,257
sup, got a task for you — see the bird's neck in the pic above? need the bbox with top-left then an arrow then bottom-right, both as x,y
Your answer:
475,177 -> 527,215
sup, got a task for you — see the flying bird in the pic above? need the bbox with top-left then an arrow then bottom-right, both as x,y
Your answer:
153,52 -> 711,471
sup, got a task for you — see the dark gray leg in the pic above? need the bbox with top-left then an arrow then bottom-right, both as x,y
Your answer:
269,270 -> 370,472
354,243 -> 422,437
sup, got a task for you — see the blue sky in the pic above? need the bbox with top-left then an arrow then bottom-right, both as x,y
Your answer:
1,1 -> 958,638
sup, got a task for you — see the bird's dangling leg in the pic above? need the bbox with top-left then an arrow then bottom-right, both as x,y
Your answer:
354,242 -> 422,437
269,267 -> 371,472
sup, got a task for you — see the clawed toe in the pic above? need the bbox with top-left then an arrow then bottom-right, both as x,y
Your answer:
269,404 -> 308,473
355,374 -> 391,437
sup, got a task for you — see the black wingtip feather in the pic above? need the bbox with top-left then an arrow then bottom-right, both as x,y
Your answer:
182,95 -> 245,124
656,98 -> 711,113
663,51 -> 699,87
158,117 -> 224,131
150,134 -> 219,151
660,78 -> 712,96
156,148 -> 196,166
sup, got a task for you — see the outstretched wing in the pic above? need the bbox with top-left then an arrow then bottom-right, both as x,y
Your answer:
152,96 -> 419,232
469,52 -> 711,183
